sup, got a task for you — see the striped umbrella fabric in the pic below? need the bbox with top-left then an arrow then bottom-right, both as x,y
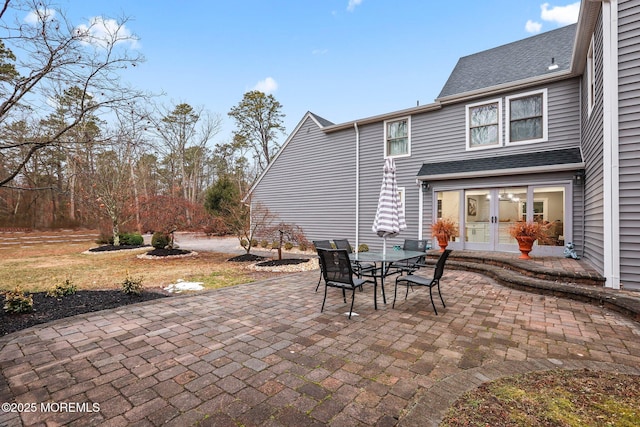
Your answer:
372,158 -> 407,243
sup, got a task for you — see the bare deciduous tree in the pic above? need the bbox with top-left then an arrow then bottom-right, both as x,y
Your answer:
0,0 -> 148,188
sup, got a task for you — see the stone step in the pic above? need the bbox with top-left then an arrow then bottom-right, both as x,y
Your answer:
423,251 -> 640,322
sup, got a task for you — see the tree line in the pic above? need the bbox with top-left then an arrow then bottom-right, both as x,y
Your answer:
0,0 -> 285,242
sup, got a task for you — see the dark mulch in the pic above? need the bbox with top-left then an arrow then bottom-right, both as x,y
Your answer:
228,254 -> 267,262
0,290 -> 171,336
256,258 -> 310,267
146,248 -> 191,256
88,244 -> 150,252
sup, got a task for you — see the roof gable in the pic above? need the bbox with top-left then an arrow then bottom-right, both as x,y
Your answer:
438,24 -> 577,99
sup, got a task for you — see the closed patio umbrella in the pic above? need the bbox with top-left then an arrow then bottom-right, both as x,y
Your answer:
372,158 -> 406,255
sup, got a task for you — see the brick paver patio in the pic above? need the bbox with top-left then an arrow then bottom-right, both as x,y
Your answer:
1,269 -> 639,426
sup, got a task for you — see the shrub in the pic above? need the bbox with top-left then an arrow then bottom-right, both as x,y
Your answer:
298,241 -> 309,251
251,239 -> 259,247
271,241 -> 280,249
240,239 -> 249,248
284,242 -> 294,250
260,240 -> 270,248
151,232 -> 170,249
47,278 -> 77,298
122,274 -> 143,295
358,243 -> 369,252
119,233 -> 144,246
3,286 -> 34,314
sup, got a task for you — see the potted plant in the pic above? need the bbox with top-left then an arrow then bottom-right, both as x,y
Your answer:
430,218 -> 458,252
508,220 -> 552,259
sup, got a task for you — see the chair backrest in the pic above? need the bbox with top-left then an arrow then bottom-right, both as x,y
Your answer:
433,249 -> 452,280
317,249 -> 354,285
333,239 -> 353,253
403,239 -> 429,252
313,240 -> 333,250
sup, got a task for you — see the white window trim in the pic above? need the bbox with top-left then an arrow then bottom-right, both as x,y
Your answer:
587,35 -> 595,115
384,116 -> 411,159
397,186 -> 406,218
505,88 -> 548,146
465,98 -> 503,151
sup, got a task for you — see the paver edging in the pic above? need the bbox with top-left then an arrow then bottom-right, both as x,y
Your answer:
398,359 -> 640,427
445,260 -> 640,323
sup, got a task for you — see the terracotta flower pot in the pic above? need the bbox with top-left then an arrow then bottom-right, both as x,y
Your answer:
436,233 -> 449,252
516,236 -> 535,259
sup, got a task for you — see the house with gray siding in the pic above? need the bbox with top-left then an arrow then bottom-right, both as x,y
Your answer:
248,0 -> 640,291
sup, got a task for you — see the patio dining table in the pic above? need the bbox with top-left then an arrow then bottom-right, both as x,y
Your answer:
349,249 -> 427,310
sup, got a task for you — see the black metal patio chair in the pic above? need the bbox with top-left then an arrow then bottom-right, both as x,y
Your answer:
393,249 -> 452,315
317,248 -> 376,319
333,238 -> 376,278
313,240 -> 334,292
388,239 -> 430,275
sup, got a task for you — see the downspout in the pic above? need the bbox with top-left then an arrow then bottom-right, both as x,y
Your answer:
579,56 -> 586,259
354,122 -> 360,251
602,0 -> 621,289
417,180 -> 424,239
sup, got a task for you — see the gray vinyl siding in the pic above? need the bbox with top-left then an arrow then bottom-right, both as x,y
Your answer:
618,0 -> 640,290
581,9 -> 606,274
251,115 -> 358,242
418,80 -> 581,164
354,80 -> 582,251
253,79 -> 583,252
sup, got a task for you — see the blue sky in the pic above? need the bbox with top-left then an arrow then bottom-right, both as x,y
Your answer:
37,1 -> 580,145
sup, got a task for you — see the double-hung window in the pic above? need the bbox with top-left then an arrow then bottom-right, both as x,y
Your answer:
466,99 -> 502,150
506,89 -> 547,144
384,117 -> 410,158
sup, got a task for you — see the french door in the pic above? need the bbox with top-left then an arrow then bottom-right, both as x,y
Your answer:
436,185 -> 568,254
464,187 -> 527,251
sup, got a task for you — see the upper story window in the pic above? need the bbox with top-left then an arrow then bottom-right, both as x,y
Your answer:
505,89 -> 547,145
384,117 -> 411,158
466,99 -> 502,150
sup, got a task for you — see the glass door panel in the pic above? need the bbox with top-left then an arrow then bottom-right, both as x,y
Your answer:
496,187 -> 526,249
532,186 -> 565,247
436,190 -> 461,243
465,190 -> 490,244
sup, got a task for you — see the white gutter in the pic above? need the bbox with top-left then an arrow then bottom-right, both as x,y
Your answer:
602,0 -> 621,289
354,122 -> 360,251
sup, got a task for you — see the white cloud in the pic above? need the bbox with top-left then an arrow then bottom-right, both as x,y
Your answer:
347,0 -> 363,12
252,77 -> 278,94
24,8 -> 56,24
540,2 -> 580,26
312,48 -> 329,55
525,19 -> 543,34
75,16 -> 140,49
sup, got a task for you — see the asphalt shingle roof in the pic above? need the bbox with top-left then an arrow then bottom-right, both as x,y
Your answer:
309,112 -> 334,127
417,147 -> 583,178
438,24 -> 577,98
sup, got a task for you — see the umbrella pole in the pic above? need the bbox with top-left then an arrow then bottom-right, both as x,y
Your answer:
383,237 -> 386,257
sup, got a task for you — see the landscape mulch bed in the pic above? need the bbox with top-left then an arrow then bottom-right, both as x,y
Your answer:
88,244 -> 150,252
146,248 -> 191,256
255,258 -> 310,267
0,290 -> 171,336
228,254 -> 267,262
